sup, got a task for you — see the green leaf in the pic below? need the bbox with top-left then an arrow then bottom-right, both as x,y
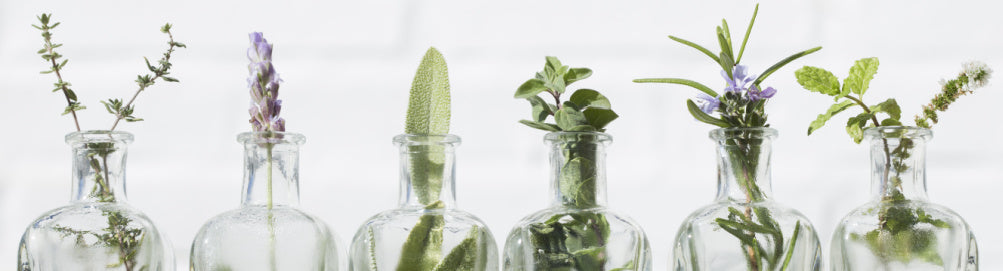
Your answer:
554,107 -> 589,130
753,46 -> 823,86
795,66 -> 841,96
397,213 -> 445,271
846,112 -> 873,144
869,98 -> 901,121
845,57 -> 879,96
563,68 -> 592,86
560,157 -> 597,207
569,89 -> 610,109
526,96 -> 552,122
735,4 -> 758,63
881,118 -> 901,126
37,48 -> 47,54
518,120 -> 560,132
583,108 -> 618,130
668,35 -> 720,63
687,99 -> 730,127
719,51 -> 735,79
515,78 -> 548,99
632,78 -> 718,97
432,225 -> 480,271
808,100 -> 855,135
716,27 -> 734,65
162,76 -> 179,82
566,125 -> 597,132
405,47 -> 451,135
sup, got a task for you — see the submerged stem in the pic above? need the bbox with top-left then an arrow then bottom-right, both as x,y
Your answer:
266,144 -> 277,271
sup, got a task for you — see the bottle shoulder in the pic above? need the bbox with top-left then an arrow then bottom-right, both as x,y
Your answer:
193,205 -> 336,238
24,202 -> 159,231
507,206 -> 647,234
679,201 -> 816,226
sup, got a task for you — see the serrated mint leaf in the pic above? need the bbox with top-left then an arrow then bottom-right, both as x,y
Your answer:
846,112 -> 873,144
808,100 -> 855,135
881,118 -> 902,126
563,68 -> 592,86
569,89 -> 610,109
515,78 -> 548,99
405,47 -> 450,135
583,108 -> 618,130
845,57 -> 879,96
555,106 -> 588,130
795,66 -> 841,96
869,98 -> 901,121
518,120 -> 561,132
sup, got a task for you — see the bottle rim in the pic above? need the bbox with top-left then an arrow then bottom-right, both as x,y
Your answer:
863,126 -> 933,140
708,127 -> 778,140
237,131 -> 306,145
65,130 -> 134,145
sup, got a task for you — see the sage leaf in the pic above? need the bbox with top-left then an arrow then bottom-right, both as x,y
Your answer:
555,107 -> 588,131
405,47 -> 450,135
583,108 -> 618,130
397,212 -> 445,271
808,100 -> 855,135
432,226 -> 480,271
845,57 -> 879,96
795,66 -> 841,96
569,88 -> 610,109
515,78 -> 548,99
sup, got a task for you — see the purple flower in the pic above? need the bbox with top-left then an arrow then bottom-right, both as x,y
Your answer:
695,93 -> 720,114
748,86 -> 777,101
247,32 -> 284,132
721,65 -> 756,93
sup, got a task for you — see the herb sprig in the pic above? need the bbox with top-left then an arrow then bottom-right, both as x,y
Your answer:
33,13 -> 184,271
515,56 -> 618,132
795,58 -> 991,264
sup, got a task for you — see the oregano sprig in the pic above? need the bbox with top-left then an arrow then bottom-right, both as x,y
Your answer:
514,56 -> 618,132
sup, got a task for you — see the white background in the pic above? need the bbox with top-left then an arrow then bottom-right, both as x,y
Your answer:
1,0 -> 1001,269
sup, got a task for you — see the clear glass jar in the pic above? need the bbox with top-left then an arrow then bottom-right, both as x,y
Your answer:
348,134 -> 498,271
672,128 -> 822,271
18,131 -> 174,271
190,132 -> 342,270
503,132 -> 652,271
830,127 -> 978,270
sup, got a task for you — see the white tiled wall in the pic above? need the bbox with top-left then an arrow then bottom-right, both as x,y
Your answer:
1,0 -> 1001,269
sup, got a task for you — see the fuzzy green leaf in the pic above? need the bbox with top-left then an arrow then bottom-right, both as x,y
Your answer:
583,108 -> 618,130
668,35 -> 720,63
687,99 -> 730,127
569,89 -> 610,109
515,78 -> 548,99
795,66 -> 841,96
555,107 -> 589,130
753,46 -> 823,86
397,213 -> 445,271
808,100 -> 855,135
519,120 -> 560,132
869,98 -> 901,121
563,68 -> 592,86
633,78 -> 719,97
405,47 -> 451,135
432,226 -> 480,271
526,96 -> 551,122
845,57 -> 879,96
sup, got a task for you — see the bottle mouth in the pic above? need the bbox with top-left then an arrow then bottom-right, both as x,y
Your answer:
708,127 -> 778,141
393,134 -> 461,147
544,131 -> 612,144
237,131 -> 306,145
65,130 -> 134,145
863,126 -> 932,140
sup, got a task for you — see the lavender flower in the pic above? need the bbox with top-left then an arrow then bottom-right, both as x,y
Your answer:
695,93 -> 720,114
748,86 -> 776,101
247,32 -> 284,132
721,65 -> 756,93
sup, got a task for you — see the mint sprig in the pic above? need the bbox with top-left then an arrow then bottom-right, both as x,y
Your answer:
515,56 -> 618,132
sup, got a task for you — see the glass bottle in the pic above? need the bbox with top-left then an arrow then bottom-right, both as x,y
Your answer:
190,132 -> 341,270
349,134 -> 498,271
18,130 -> 174,271
503,132 -> 652,271
830,127 -> 978,270
672,128 -> 822,271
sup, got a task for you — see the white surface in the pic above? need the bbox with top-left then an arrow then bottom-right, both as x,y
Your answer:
1,0 -> 1001,269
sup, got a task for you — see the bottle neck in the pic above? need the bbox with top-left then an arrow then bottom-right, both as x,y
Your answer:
396,134 -> 459,209
67,131 -> 134,204
867,128 -> 930,202
711,128 -> 776,203
546,132 -> 610,209
240,132 -> 304,207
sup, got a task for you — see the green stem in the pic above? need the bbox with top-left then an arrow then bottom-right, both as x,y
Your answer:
779,221 -> 801,271
266,144 -> 277,271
